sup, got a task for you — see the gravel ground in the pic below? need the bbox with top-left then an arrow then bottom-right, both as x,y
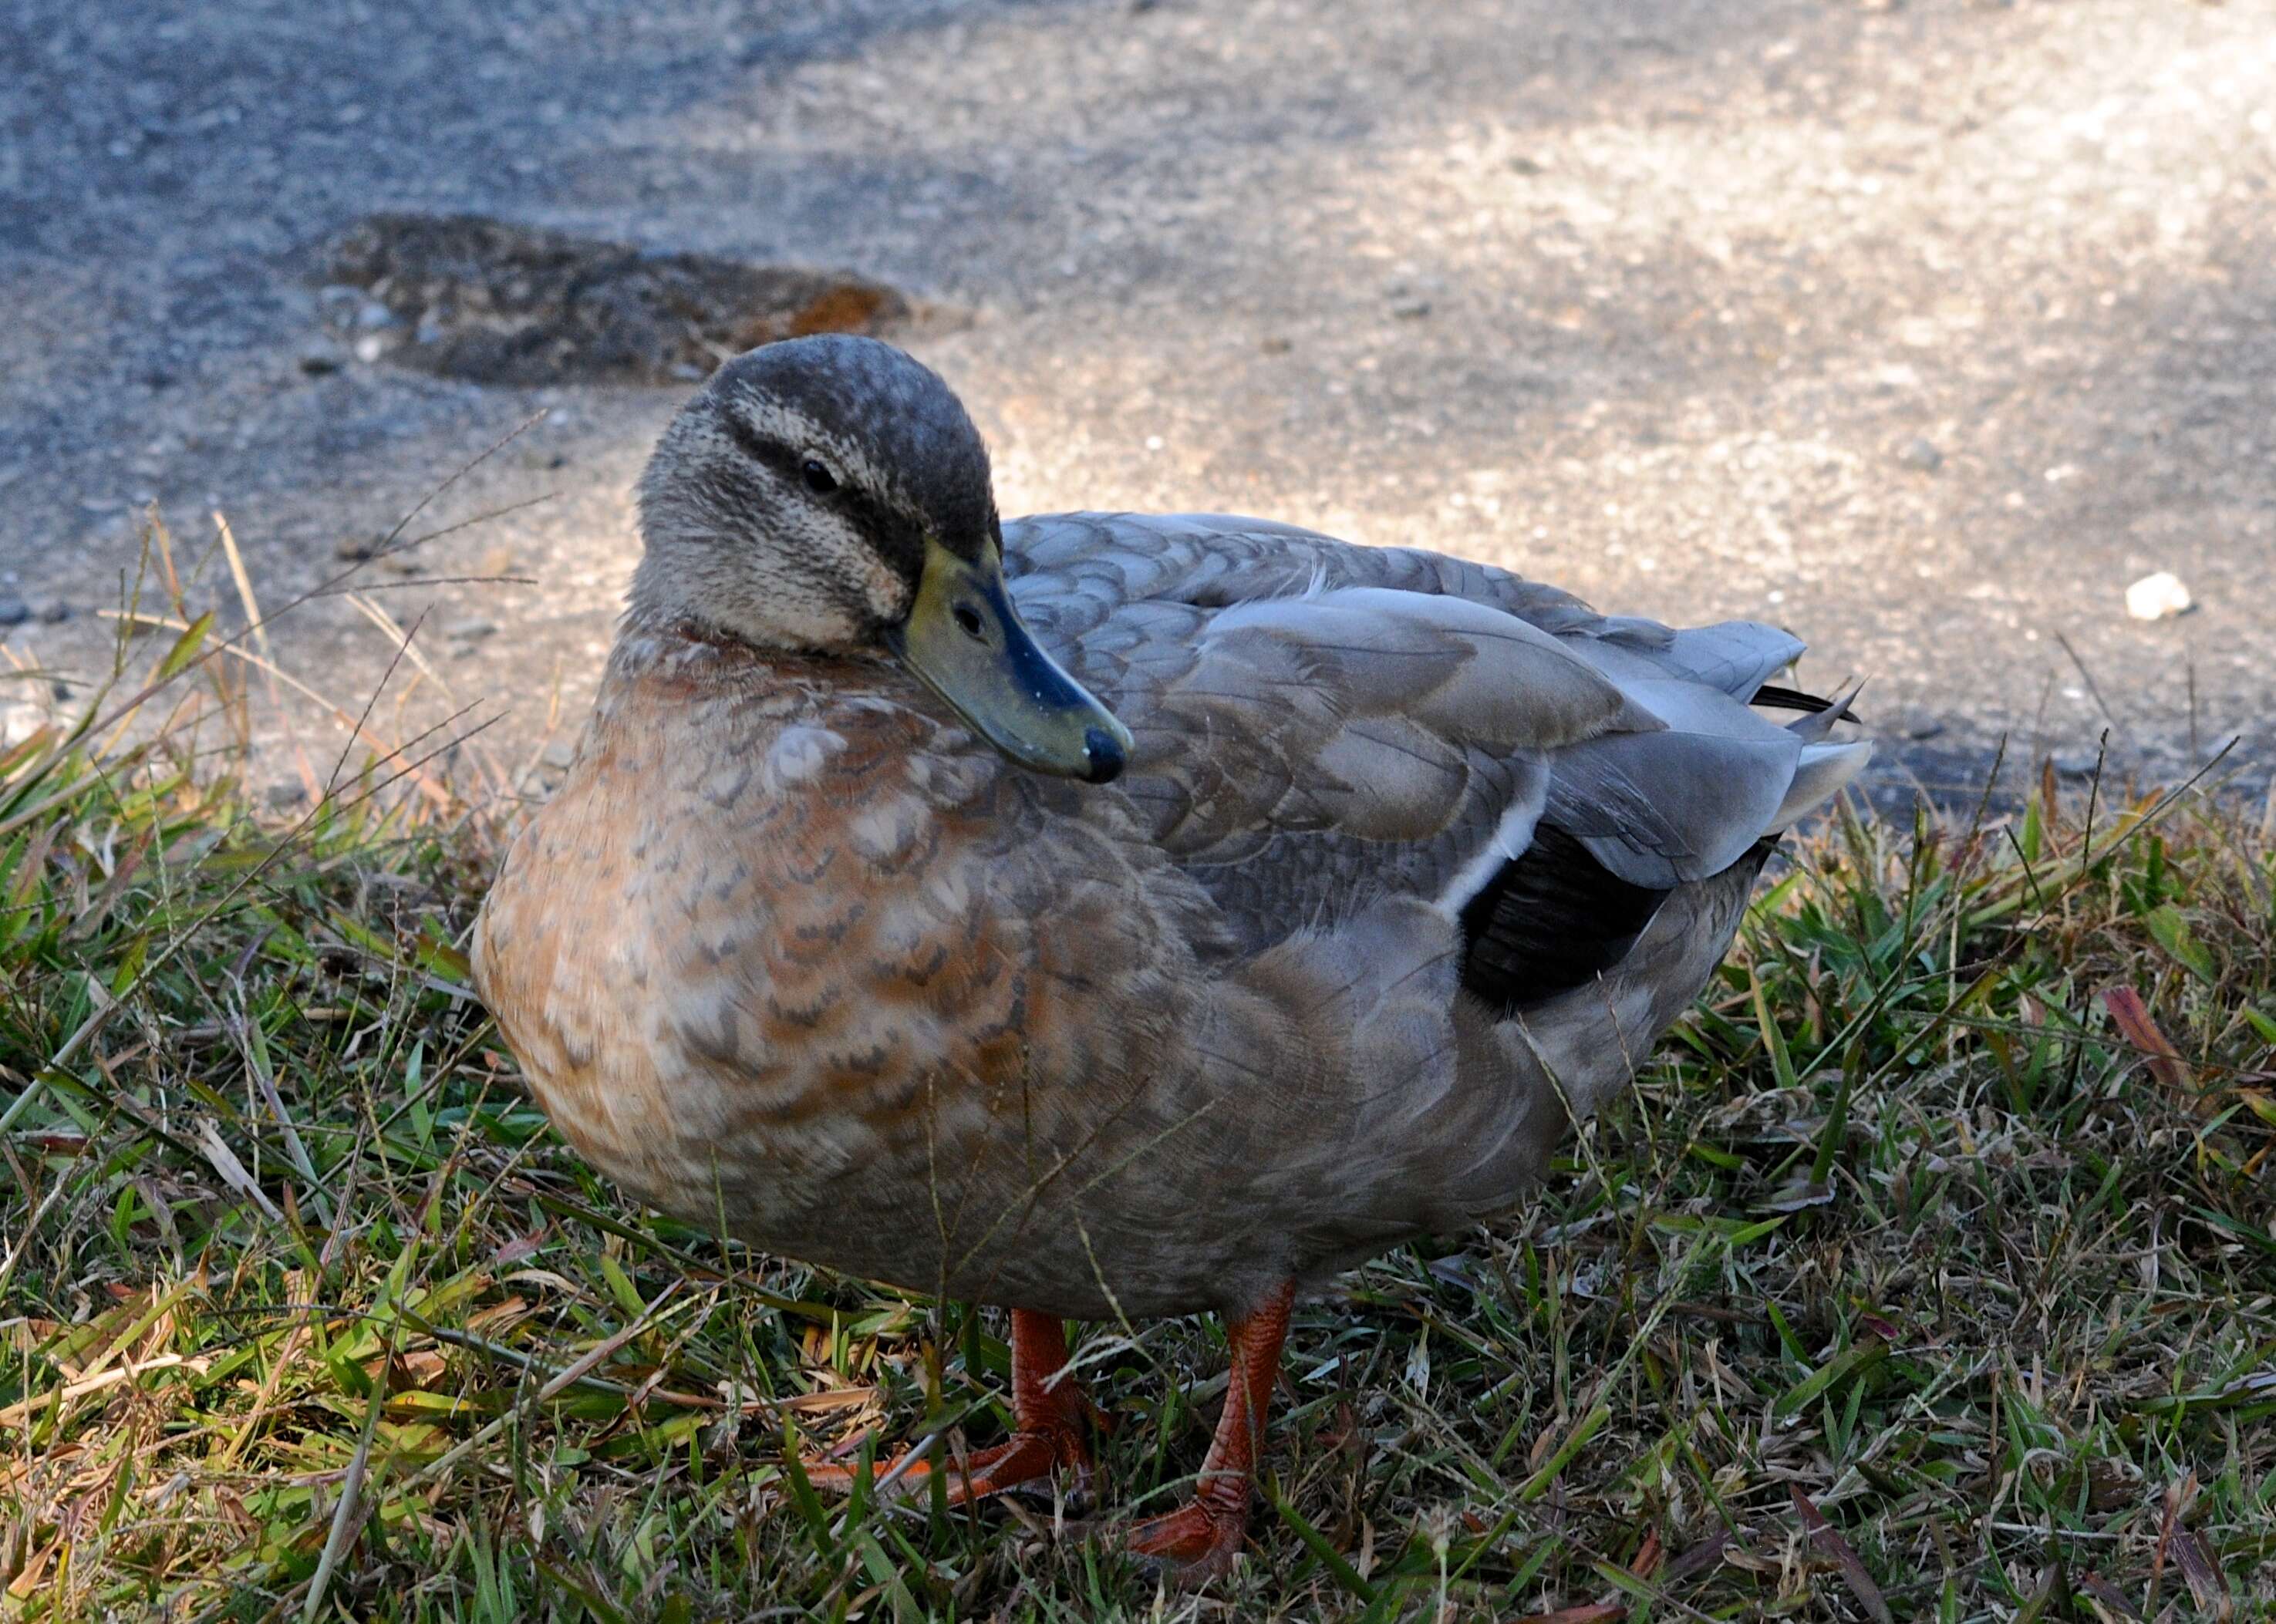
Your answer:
2,0 -> 2271,807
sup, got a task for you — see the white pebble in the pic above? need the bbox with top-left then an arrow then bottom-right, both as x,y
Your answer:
2124,571 -> 2193,622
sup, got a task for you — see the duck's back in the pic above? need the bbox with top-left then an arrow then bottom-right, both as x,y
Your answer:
1005,512 -> 1866,1018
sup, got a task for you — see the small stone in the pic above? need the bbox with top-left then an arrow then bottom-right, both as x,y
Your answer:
298,348 -> 344,376
1895,436 -> 1942,472
2052,750 -> 2100,778
355,298 -> 399,331
353,335 -> 388,364
266,779 -> 309,810
2124,571 -> 2192,621
1390,298 -> 1432,320
335,533 -> 382,561
440,615 -> 498,642
0,597 -> 29,627
1904,716 -> 1947,741
1508,154 -> 1546,175
540,740 -> 578,770
1259,335 -> 1292,355
37,601 -> 69,624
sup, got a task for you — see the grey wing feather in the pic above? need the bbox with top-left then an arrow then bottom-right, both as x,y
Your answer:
1005,511 -> 1868,940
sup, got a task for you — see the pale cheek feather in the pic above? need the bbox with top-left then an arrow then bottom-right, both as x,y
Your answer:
770,601 -> 867,649
852,545 -> 911,627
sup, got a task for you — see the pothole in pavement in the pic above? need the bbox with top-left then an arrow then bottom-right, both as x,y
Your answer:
312,213 -> 912,386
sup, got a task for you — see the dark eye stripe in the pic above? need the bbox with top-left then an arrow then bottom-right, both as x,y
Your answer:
722,411 -> 926,582
726,416 -> 835,494
722,410 -> 776,467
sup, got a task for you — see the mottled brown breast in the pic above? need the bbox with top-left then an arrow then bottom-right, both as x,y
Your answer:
471,625 -> 1222,1305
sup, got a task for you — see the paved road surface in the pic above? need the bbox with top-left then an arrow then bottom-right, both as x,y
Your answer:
3,0 -> 2271,808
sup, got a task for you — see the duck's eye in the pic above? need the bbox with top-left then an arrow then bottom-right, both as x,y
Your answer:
952,603 -> 986,640
801,458 -> 838,496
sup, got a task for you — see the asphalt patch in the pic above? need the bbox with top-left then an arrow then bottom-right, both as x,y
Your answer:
316,213 -> 909,386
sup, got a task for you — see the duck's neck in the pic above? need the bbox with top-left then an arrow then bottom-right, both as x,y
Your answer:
604,607 -> 904,714
626,547 -> 872,658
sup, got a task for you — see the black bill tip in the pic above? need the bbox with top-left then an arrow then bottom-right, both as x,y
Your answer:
1081,725 -> 1127,785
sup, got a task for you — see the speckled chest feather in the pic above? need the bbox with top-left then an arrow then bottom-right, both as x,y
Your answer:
473,627 -> 1272,1316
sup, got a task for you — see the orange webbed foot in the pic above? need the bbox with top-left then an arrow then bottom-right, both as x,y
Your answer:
1126,1279 -> 1295,1587
1127,1489 -> 1250,1584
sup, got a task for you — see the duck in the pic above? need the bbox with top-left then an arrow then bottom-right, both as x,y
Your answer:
470,334 -> 1870,1583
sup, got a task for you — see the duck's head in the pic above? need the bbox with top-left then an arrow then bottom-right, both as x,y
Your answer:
631,335 -> 1129,784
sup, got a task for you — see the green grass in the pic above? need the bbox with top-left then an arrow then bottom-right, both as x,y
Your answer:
2,605 -> 2274,1620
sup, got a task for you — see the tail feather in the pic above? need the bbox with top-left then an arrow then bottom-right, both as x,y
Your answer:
1769,738 -> 1873,830
1777,677 -> 1866,743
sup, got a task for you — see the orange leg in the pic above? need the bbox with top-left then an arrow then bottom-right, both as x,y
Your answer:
807,1309 -> 1098,1504
1128,1280 -> 1294,1584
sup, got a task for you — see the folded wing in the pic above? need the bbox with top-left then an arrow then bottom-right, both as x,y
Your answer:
1006,513 -> 1870,999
